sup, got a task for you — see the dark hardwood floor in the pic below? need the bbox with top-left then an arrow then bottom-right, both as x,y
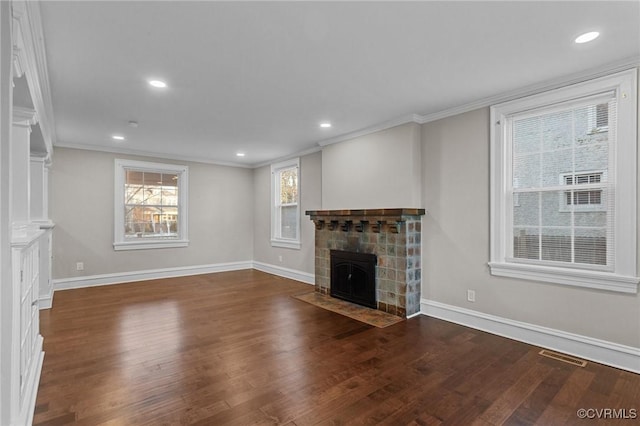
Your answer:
34,270 -> 639,425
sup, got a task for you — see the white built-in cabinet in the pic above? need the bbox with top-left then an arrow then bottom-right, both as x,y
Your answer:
5,107 -> 47,425
9,228 -> 44,425
1,1 -> 55,424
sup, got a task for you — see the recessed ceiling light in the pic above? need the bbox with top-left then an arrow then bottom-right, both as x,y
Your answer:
236,152 -> 246,157
112,135 -> 125,141
575,31 -> 600,44
320,122 -> 332,128
148,79 -> 167,88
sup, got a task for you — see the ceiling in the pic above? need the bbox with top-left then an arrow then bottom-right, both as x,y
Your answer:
38,1 -> 640,167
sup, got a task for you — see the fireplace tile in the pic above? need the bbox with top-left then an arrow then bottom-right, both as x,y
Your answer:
307,208 -> 425,318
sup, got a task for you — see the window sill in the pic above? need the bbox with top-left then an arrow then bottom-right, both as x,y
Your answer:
271,239 -> 301,250
488,261 -> 639,294
113,239 -> 189,251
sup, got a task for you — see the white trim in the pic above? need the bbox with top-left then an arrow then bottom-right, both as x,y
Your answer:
488,262 -> 639,294
52,60 -> 639,170
269,239 -> 301,250
113,240 -> 189,251
317,114 -> 422,147
11,1 -> 55,159
420,57 -> 640,124
252,146 -> 321,169
420,299 -> 640,374
53,261 -> 253,291
16,336 -> 43,426
252,261 -> 315,285
39,287 -> 53,310
114,159 -> 189,251
55,142 -> 255,169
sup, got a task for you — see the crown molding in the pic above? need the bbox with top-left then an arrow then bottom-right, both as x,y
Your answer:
251,145 -> 322,169
54,141 -> 255,169
53,57 -> 639,170
419,56 -> 640,124
317,113 -> 422,148
12,0 -> 56,159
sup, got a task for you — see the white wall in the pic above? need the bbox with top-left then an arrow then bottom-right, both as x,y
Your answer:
421,107 -> 640,348
50,147 -> 254,279
321,122 -> 421,209
252,152 -> 321,275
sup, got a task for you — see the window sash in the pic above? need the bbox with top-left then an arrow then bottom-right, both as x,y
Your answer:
505,93 -> 615,271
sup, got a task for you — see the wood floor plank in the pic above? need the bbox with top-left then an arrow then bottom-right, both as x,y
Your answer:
34,270 -> 640,425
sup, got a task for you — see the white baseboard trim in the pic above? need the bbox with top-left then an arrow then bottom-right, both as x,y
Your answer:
39,295 -> 52,310
39,286 -> 54,309
53,261 -> 253,291
252,261 -> 315,285
421,299 -> 640,374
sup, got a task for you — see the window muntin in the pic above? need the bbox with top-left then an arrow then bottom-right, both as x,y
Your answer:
114,159 -> 188,250
489,69 -> 638,292
271,158 -> 300,249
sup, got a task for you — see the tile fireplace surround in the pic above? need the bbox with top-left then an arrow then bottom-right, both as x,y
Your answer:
306,208 -> 425,318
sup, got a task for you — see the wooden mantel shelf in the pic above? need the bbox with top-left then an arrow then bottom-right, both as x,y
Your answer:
305,208 -> 425,217
305,208 -> 425,233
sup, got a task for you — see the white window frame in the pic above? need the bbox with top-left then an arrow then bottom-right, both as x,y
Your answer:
114,159 -> 189,251
489,69 -> 638,293
271,158 -> 301,249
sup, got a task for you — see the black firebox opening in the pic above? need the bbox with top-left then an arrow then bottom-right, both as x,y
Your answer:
330,250 -> 377,309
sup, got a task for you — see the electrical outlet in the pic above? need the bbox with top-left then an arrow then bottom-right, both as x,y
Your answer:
467,289 -> 476,302
278,255 -> 283,263
76,262 -> 84,271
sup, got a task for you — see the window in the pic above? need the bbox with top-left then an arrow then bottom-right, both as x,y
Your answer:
271,158 -> 300,249
561,171 -> 604,210
114,159 -> 189,250
490,70 -> 638,292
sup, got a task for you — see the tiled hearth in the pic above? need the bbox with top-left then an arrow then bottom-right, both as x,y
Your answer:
306,209 -> 425,318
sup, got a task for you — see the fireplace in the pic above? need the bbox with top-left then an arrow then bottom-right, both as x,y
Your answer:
306,208 -> 425,318
330,250 -> 377,309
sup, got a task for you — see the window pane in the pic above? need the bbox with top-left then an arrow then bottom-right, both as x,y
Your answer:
279,168 -> 298,204
513,153 -> 540,189
280,205 -> 297,239
125,206 -> 146,238
575,228 -> 606,265
541,191 -> 570,227
513,192 -> 539,227
142,172 -> 162,186
125,184 -> 145,205
540,227 -> 572,263
145,185 -> 163,205
513,227 -> 539,260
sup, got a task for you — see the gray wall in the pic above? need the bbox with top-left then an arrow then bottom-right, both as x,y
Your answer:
49,81 -> 640,349
252,151 -> 322,274
322,122 -> 422,209
421,108 -> 640,347
51,147 -> 254,278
